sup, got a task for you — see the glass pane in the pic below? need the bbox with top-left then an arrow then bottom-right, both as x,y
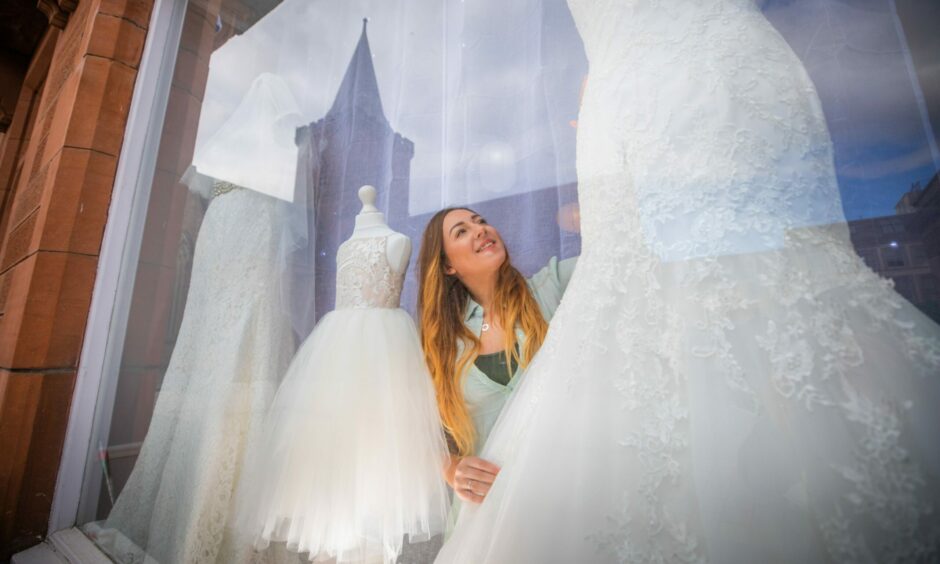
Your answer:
76,0 -> 940,562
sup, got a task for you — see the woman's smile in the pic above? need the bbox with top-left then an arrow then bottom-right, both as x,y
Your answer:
476,238 -> 498,253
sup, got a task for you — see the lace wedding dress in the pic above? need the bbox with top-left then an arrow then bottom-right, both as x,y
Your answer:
436,1 -> 940,562
233,235 -> 449,564
87,74 -> 304,564
87,184 -> 296,564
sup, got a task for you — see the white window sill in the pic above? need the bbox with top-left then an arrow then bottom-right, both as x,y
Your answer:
12,529 -> 111,564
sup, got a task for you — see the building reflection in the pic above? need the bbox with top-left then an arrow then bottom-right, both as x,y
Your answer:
848,173 -> 940,322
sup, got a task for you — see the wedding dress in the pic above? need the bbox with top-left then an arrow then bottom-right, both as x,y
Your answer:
436,1 -> 940,562
86,74 -> 304,564
233,233 -> 449,564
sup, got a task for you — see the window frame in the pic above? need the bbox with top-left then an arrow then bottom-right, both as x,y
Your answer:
48,0 -> 189,532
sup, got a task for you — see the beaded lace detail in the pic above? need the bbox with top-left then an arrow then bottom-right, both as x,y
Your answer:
335,236 -> 404,310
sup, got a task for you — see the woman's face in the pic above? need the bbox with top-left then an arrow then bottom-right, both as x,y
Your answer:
441,209 -> 507,280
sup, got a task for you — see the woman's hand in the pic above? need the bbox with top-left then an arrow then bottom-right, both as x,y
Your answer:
447,456 -> 500,504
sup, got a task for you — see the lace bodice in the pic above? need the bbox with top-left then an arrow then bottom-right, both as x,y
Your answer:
567,0 -> 846,260
335,236 -> 404,310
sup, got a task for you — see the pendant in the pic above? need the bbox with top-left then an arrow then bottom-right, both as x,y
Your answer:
481,323 -> 490,332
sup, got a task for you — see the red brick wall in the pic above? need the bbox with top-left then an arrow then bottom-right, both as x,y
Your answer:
0,0 -> 154,557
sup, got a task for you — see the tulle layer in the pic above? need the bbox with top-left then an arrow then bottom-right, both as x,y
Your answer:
235,307 -> 449,563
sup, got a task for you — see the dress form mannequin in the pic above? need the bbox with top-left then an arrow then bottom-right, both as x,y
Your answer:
347,185 -> 411,275
231,182 -> 448,564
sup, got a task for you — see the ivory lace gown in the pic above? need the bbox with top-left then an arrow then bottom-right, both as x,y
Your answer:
91,185 -> 296,564
90,72 -> 305,564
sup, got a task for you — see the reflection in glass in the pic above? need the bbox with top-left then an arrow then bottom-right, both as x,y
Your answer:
75,0 -> 940,563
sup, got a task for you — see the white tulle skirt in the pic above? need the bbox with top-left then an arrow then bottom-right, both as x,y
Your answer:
234,307 -> 449,563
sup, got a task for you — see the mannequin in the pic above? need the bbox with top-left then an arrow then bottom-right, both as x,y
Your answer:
232,185 -> 448,564
348,185 -> 410,274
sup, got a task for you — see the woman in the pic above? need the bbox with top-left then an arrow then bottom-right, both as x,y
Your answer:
417,207 -> 576,506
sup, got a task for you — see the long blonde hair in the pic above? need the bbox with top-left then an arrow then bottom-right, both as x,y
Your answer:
417,208 -> 548,456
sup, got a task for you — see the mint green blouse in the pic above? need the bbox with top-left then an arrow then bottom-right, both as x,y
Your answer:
459,256 -> 577,454
445,256 -> 576,535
